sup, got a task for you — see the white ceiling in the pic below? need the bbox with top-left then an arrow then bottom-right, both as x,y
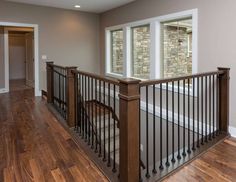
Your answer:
5,0 -> 136,13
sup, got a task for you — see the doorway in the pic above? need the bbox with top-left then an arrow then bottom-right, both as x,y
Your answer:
0,22 -> 40,96
7,28 -> 34,91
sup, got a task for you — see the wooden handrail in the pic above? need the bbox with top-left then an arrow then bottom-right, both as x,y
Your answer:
140,70 -> 224,87
72,70 -> 119,86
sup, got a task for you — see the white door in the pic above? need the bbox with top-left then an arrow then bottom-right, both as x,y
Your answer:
25,32 -> 34,88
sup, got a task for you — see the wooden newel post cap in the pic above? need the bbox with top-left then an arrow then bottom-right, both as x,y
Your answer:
218,67 -> 230,80
66,66 -> 77,70
217,67 -> 230,71
46,61 -> 54,64
118,78 -> 141,85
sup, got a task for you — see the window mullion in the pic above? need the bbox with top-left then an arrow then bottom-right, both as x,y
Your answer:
123,27 -> 131,78
150,21 -> 160,79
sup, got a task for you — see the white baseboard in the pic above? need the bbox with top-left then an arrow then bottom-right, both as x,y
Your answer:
229,126 -> 236,138
0,88 -> 8,94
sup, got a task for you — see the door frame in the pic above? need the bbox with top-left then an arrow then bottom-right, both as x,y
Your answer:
25,31 -> 34,88
1,22 -> 40,96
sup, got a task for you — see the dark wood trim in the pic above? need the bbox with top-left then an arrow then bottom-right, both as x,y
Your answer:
218,67 -> 230,133
46,61 -> 54,103
119,78 -> 141,182
66,67 -> 77,127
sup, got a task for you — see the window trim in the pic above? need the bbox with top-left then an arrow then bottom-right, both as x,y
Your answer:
105,9 -> 198,80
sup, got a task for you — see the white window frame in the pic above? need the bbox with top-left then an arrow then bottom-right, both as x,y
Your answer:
105,9 -> 198,81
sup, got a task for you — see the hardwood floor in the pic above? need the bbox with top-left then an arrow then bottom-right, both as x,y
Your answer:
1,87 -> 236,182
0,89 -> 108,182
9,79 -> 32,92
163,137 -> 236,182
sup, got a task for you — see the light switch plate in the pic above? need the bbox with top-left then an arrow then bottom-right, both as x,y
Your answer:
42,55 -> 47,60
140,144 -> 143,151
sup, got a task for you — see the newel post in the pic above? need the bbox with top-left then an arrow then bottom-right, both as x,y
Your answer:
66,67 -> 77,127
119,78 -> 141,182
46,61 -> 54,103
218,67 -> 230,133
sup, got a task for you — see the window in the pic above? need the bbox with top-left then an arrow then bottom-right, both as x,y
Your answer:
161,18 -> 193,78
105,9 -> 197,80
111,30 -> 124,75
132,25 -> 150,79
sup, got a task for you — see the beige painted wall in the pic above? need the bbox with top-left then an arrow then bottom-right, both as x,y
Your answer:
100,0 -> 236,127
0,0 -> 100,91
9,33 -> 26,80
0,27 -> 4,89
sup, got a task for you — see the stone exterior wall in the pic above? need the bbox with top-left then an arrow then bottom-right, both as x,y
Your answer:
163,25 -> 192,78
132,25 -> 150,79
111,30 -> 123,74
110,24 -> 192,79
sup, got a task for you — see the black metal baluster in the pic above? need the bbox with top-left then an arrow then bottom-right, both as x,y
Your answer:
58,72 -> 62,114
177,81 -> 181,160
139,87 -> 142,180
216,74 -> 219,135
182,79 -> 186,156
187,79 -> 191,154
82,75 -> 84,138
53,68 -> 55,104
209,75 -> 212,140
171,81 -> 176,163
64,70 -> 67,119
88,77 -> 91,145
159,83 -> 164,170
95,79 -> 98,153
192,78 -> 196,151
62,71 -> 65,119
64,70 -> 66,118
213,75 -> 215,138
153,84 -> 157,173
107,83 -> 111,167
103,81 -> 106,161
205,76 -> 208,143
197,77 -> 200,148
112,85 -> 117,172
99,80 -> 102,157
91,78 -> 94,148
166,83 -> 170,166
201,77 -> 204,145
145,86 -> 150,178
85,76 -> 88,142
79,74 -> 82,135
74,73 -> 78,131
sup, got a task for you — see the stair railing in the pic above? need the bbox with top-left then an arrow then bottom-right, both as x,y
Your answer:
46,62 -> 230,182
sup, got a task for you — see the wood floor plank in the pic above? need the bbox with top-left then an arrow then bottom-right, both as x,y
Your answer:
51,168 -> 66,182
3,168 -> 14,182
0,88 -> 108,182
29,159 -> 45,182
69,166 -> 86,182
164,137 -> 236,182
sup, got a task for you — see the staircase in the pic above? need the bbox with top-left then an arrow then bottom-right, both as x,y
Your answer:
81,100 -> 120,165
